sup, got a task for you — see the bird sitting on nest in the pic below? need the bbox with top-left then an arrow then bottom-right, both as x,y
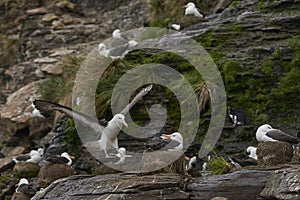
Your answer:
13,148 -> 44,164
229,146 -> 258,168
256,124 -> 299,144
44,152 -> 74,166
146,132 -> 183,152
12,178 -> 36,200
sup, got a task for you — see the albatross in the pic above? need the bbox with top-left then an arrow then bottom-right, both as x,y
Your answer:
15,178 -> 36,196
98,41 -> 136,60
13,148 -> 44,164
256,124 -> 299,144
146,132 -> 183,151
44,152 -> 74,166
184,2 -> 204,18
34,85 -> 153,157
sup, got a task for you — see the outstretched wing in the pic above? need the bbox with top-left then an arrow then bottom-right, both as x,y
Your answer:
266,129 -> 299,144
33,100 -> 107,131
120,85 -> 153,115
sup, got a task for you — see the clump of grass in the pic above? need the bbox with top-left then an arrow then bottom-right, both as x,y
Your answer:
39,55 -> 83,102
206,155 -> 233,175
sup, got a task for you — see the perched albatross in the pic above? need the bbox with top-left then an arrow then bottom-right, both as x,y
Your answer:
184,2 -> 204,18
44,152 -> 74,166
34,84 -> 153,157
98,42 -> 136,60
256,124 -> 299,144
146,132 -> 183,151
13,148 -> 43,164
15,178 -> 36,196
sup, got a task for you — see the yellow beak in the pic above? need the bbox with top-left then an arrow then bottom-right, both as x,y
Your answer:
122,120 -> 128,128
161,134 -> 172,139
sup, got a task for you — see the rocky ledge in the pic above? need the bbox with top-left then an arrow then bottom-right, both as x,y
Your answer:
31,165 -> 299,200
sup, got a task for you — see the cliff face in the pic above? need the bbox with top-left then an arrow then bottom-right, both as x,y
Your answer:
0,0 -> 299,198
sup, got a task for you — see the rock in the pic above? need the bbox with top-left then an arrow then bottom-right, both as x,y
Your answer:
260,166 -> 300,200
40,64 -> 63,75
41,14 -> 59,23
0,82 -> 39,123
33,57 -> 58,64
61,14 -> 73,25
213,0 -> 233,14
32,173 -> 188,200
55,0 -> 76,12
256,141 -> 293,166
11,192 -> 32,200
210,197 -> 228,200
0,157 -> 15,172
13,162 -> 40,178
3,146 -> 26,157
49,49 -> 74,57
26,7 -> 47,16
37,164 -> 75,188
187,170 -> 270,200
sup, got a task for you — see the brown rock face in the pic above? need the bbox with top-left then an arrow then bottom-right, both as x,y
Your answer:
256,141 -> 293,166
37,164 -> 75,188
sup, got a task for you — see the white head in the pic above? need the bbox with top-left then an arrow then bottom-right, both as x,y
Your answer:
18,178 -> 29,186
61,152 -> 73,165
16,178 -> 29,192
170,132 -> 183,143
29,150 -> 41,157
112,114 -> 128,129
112,29 -> 121,39
186,156 -> 197,170
98,43 -> 106,51
185,2 -> 196,9
246,146 -> 257,159
256,124 -> 274,141
37,148 -> 44,156
257,124 -> 273,134
116,147 -> 126,157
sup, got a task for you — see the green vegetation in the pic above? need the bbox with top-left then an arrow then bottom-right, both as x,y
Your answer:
38,55 -> 83,102
206,155 -> 233,175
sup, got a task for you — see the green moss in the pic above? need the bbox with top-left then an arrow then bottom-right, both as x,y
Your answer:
272,49 -> 281,59
260,60 -> 273,76
222,60 -> 242,83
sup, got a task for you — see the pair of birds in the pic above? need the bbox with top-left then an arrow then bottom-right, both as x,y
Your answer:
13,149 -> 74,166
98,29 -> 138,60
230,124 -> 300,168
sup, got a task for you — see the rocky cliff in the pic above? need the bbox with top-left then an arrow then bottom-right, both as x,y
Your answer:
0,0 -> 299,199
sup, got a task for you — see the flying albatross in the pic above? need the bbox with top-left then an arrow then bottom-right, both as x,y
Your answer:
184,2 -> 204,18
34,85 -> 153,157
256,124 -> 299,144
15,178 -> 36,197
146,132 -> 183,151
